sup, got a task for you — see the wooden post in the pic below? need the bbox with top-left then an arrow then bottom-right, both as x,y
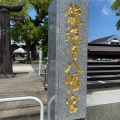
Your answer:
0,5 -> 23,78
0,8 -> 13,77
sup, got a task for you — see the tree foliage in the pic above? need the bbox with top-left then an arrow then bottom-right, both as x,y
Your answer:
39,18 -> 48,57
0,0 -> 52,59
112,0 -> 120,30
30,0 -> 51,18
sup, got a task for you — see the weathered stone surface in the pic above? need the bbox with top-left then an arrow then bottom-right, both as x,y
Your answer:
48,0 -> 88,120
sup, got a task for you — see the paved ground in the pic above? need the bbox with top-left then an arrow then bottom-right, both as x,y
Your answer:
30,63 -> 47,75
0,63 -> 47,120
87,102 -> 120,120
1,63 -> 120,120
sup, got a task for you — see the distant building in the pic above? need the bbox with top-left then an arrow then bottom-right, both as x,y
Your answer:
89,35 -> 120,45
88,35 -> 120,60
11,40 -> 26,46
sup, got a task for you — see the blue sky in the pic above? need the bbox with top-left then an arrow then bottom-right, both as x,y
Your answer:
88,0 -> 120,42
29,0 -> 120,42
29,9 -> 36,19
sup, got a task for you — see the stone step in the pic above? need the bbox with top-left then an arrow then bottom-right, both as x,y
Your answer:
88,70 -> 120,76
88,65 -> 120,71
87,74 -> 120,81
87,80 -> 120,89
88,61 -> 120,65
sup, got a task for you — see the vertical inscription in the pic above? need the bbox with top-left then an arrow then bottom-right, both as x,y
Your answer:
64,4 -> 84,114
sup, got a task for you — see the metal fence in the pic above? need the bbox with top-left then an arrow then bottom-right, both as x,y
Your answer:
0,96 -> 44,120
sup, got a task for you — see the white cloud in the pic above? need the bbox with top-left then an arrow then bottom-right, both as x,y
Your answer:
102,6 -> 110,15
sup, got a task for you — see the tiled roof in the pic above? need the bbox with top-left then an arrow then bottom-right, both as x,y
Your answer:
89,35 -> 115,44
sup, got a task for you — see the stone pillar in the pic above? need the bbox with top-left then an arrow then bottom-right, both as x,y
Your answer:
0,8 -> 13,77
48,0 -> 88,120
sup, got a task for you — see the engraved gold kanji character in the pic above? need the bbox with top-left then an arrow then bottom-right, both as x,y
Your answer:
65,4 -> 74,16
64,61 -> 83,73
65,4 -> 83,25
65,32 -> 82,41
65,34 -> 71,41
70,25 -> 80,33
73,60 -> 84,72
64,62 -> 72,73
65,73 -> 81,92
74,4 -> 82,15
66,25 -> 79,34
65,25 -> 83,42
71,72 -> 81,91
68,17 -> 82,25
66,42 -> 81,60
65,73 -> 72,93
66,94 -> 80,113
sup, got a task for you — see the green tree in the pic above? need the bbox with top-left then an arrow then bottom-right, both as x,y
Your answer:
112,0 -> 120,30
11,18 -> 40,60
39,18 -> 48,57
30,0 -> 52,26
29,0 -> 52,57
0,0 -> 52,60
